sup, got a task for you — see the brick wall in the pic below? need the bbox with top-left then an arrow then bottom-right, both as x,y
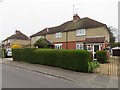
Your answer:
53,41 -> 76,49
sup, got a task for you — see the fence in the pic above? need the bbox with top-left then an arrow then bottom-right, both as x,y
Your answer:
93,56 -> 119,76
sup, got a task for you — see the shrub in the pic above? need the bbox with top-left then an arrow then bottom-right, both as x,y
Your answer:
11,44 -> 22,48
1,48 -> 6,58
96,50 -> 108,63
12,48 -> 92,72
88,61 -> 100,72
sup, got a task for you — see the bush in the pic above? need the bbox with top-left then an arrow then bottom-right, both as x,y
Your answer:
96,50 -> 108,63
11,44 -> 22,48
1,48 -> 6,58
88,61 -> 100,72
12,48 -> 92,72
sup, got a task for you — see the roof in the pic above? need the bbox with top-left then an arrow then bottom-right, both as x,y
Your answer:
31,17 -> 106,37
35,38 -> 53,46
2,31 -> 29,42
30,29 -> 47,37
9,31 -> 29,40
43,39 -> 53,46
85,37 -> 105,43
112,47 -> 120,49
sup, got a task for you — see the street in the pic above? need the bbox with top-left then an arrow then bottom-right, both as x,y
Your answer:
1,58 -> 118,88
2,63 -> 89,88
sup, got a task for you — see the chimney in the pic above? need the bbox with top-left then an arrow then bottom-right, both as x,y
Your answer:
47,28 -> 49,32
15,30 -> 20,34
73,14 -> 80,21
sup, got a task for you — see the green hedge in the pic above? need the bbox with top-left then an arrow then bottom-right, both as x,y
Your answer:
96,50 -> 108,63
12,48 -> 91,72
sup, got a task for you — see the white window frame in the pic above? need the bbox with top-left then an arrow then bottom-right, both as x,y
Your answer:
76,43 -> 84,50
55,32 -> 62,38
55,43 -> 62,49
76,29 -> 85,36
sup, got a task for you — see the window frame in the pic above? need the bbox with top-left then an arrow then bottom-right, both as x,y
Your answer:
76,29 -> 85,36
55,32 -> 62,38
55,43 -> 62,49
76,43 -> 84,50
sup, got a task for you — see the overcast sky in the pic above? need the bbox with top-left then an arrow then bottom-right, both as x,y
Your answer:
0,0 -> 119,42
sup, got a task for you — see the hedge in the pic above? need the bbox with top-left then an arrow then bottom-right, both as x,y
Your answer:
12,48 -> 92,72
96,50 -> 108,63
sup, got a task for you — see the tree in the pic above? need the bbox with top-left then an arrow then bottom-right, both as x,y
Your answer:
108,26 -> 116,43
34,38 -> 48,48
110,42 -> 120,48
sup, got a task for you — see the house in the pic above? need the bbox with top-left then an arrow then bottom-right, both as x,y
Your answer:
2,30 -> 30,49
30,14 -> 110,59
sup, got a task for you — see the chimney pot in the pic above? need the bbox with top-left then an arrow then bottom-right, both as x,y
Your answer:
15,30 -> 20,34
73,14 -> 80,21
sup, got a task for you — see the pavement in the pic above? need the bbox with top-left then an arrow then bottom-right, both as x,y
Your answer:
1,58 -> 119,88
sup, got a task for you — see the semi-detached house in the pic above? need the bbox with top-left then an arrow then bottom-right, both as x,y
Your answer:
30,14 -> 110,59
2,30 -> 30,49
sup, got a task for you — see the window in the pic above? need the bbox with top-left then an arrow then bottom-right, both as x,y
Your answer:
87,45 -> 92,51
76,43 -> 84,50
55,44 -> 62,49
76,29 -> 85,36
55,32 -> 62,38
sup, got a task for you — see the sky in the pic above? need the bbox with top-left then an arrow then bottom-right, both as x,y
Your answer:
0,0 -> 119,42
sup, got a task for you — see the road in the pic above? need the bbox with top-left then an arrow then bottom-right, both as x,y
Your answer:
2,63 -> 91,88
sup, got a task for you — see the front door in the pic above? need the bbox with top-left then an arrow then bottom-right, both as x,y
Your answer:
93,45 -> 100,60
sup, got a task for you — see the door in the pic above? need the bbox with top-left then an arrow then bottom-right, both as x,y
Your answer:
93,45 -> 100,60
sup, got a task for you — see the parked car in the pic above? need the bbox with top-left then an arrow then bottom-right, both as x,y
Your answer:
6,48 -> 12,57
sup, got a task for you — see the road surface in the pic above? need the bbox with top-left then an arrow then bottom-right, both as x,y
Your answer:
2,64 -> 91,88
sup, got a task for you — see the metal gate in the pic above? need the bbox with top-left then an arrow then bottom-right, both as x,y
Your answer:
93,56 -> 119,76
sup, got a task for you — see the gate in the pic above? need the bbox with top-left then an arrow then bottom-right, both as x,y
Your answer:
93,56 -> 119,76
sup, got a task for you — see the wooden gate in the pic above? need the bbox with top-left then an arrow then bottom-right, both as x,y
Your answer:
93,56 -> 119,76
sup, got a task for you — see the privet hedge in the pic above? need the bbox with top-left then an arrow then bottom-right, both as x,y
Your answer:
12,48 -> 91,72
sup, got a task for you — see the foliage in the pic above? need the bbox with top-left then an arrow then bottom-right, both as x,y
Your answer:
88,61 -> 100,72
12,48 -> 93,72
108,26 -> 116,43
110,42 -> 120,48
34,38 -> 48,48
11,44 -> 22,48
1,48 -> 6,58
96,50 -> 108,63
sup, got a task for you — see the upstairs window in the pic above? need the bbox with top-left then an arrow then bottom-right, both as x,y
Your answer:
55,32 -> 62,38
76,29 -> 85,36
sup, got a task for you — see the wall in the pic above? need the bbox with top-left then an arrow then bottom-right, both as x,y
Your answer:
10,39 -> 30,46
30,26 -> 110,49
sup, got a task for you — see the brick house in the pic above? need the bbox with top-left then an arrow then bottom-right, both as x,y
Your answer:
2,30 -> 30,49
30,14 -> 110,59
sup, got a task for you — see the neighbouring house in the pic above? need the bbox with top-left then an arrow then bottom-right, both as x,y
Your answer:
30,14 -> 110,59
2,30 -> 30,49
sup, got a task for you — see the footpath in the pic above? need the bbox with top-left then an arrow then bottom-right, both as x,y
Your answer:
2,58 -> 118,88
